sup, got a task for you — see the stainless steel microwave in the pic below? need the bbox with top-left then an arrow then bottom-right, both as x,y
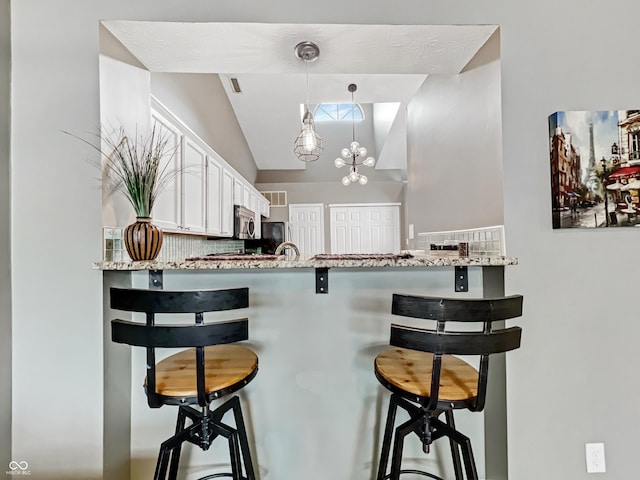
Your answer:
233,205 -> 256,239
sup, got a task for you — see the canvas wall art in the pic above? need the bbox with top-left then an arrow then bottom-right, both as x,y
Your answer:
549,110 -> 640,229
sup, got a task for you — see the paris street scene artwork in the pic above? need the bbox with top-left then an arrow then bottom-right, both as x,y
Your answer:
549,110 -> 640,229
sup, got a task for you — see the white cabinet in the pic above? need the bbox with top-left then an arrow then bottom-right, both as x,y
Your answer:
207,155 -> 235,237
152,97 -> 265,238
260,196 -> 271,219
151,110 -> 182,231
181,135 -> 207,234
329,203 -> 401,254
220,169 -> 234,236
233,177 -> 244,207
206,155 -> 223,235
243,184 -> 252,210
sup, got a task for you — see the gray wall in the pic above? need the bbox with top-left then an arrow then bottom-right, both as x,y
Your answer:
406,29 -> 503,234
0,0 -> 11,471
8,1 -> 640,479
151,73 -> 258,183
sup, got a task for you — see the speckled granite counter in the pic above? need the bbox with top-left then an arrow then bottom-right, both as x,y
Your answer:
94,254 -> 518,271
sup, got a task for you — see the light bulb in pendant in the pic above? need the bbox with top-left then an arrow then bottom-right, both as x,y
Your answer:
301,125 -> 316,153
358,175 -> 368,185
342,176 -> 351,186
335,158 -> 345,168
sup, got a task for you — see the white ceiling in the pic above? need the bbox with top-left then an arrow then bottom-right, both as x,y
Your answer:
102,22 -> 497,172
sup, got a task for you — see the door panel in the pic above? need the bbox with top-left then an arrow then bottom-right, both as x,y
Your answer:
288,204 -> 325,255
329,204 -> 401,254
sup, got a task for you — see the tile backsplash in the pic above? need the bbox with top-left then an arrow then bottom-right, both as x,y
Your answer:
103,228 -> 244,262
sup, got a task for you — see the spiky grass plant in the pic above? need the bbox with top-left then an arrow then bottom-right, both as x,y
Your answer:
69,123 -> 179,218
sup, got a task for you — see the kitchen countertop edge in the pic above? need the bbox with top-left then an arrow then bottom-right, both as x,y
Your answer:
93,255 -> 519,271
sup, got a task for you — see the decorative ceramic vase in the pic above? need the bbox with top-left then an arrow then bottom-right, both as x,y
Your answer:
124,217 -> 163,261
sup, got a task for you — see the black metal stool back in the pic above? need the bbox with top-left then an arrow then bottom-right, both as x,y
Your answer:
111,287 -> 257,480
375,294 -> 523,480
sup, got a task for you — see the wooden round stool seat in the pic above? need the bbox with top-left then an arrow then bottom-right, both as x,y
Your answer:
375,347 -> 479,402
150,344 -> 258,399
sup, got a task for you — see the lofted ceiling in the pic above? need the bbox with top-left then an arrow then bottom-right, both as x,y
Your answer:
102,22 -> 497,173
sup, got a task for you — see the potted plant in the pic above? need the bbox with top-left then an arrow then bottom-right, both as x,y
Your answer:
70,123 -> 179,261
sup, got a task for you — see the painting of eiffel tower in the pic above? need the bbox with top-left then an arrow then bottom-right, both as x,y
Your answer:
549,110 -> 640,228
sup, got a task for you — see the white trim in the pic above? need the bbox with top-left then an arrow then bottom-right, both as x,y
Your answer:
328,202 -> 401,207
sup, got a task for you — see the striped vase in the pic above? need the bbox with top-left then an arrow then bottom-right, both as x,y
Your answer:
124,217 -> 163,261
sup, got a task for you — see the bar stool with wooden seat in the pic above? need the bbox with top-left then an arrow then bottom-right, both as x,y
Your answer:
374,294 -> 523,480
110,287 -> 258,480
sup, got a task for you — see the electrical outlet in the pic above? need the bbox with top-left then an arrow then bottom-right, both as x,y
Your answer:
585,443 -> 606,473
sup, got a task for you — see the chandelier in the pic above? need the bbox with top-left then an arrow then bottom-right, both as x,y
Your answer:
293,41 -> 324,162
334,84 -> 375,185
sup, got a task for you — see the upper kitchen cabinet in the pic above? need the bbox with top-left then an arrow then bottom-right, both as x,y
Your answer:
151,108 -> 182,231
181,135 -> 207,234
207,152 -> 235,237
151,97 -> 265,238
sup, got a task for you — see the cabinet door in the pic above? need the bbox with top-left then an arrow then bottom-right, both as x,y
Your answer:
151,110 -> 182,231
206,156 -> 222,235
181,136 -> 207,234
243,184 -> 252,209
261,197 -> 271,219
220,169 -> 234,237
233,177 -> 244,206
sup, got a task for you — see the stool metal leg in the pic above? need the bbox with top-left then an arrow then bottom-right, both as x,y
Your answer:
229,396 -> 256,480
444,410 -> 464,480
377,394 -> 400,480
390,415 -> 423,480
167,407 -> 189,480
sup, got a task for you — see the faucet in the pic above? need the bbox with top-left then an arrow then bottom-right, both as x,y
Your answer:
274,241 -> 300,259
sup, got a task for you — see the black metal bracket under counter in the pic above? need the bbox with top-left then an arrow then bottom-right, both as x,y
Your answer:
455,266 -> 468,292
315,268 -> 329,294
315,266 -> 468,294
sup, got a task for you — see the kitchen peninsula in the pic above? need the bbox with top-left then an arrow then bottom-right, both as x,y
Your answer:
98,254 -> 518,480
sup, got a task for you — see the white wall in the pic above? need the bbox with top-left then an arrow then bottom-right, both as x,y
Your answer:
9,1 -> 640,479
406,30 -> 503,234
99,55 -> 151,228
0,0 -> 11,470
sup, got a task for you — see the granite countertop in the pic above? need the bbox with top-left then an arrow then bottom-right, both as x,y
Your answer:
93,253 -> 518,271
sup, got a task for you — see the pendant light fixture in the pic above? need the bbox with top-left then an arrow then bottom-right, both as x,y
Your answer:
293,41 -> 324,162
335,84 -> 375,185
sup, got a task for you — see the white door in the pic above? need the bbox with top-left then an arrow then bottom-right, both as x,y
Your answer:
329,203 -> 401,254
289,204 -> 325,255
